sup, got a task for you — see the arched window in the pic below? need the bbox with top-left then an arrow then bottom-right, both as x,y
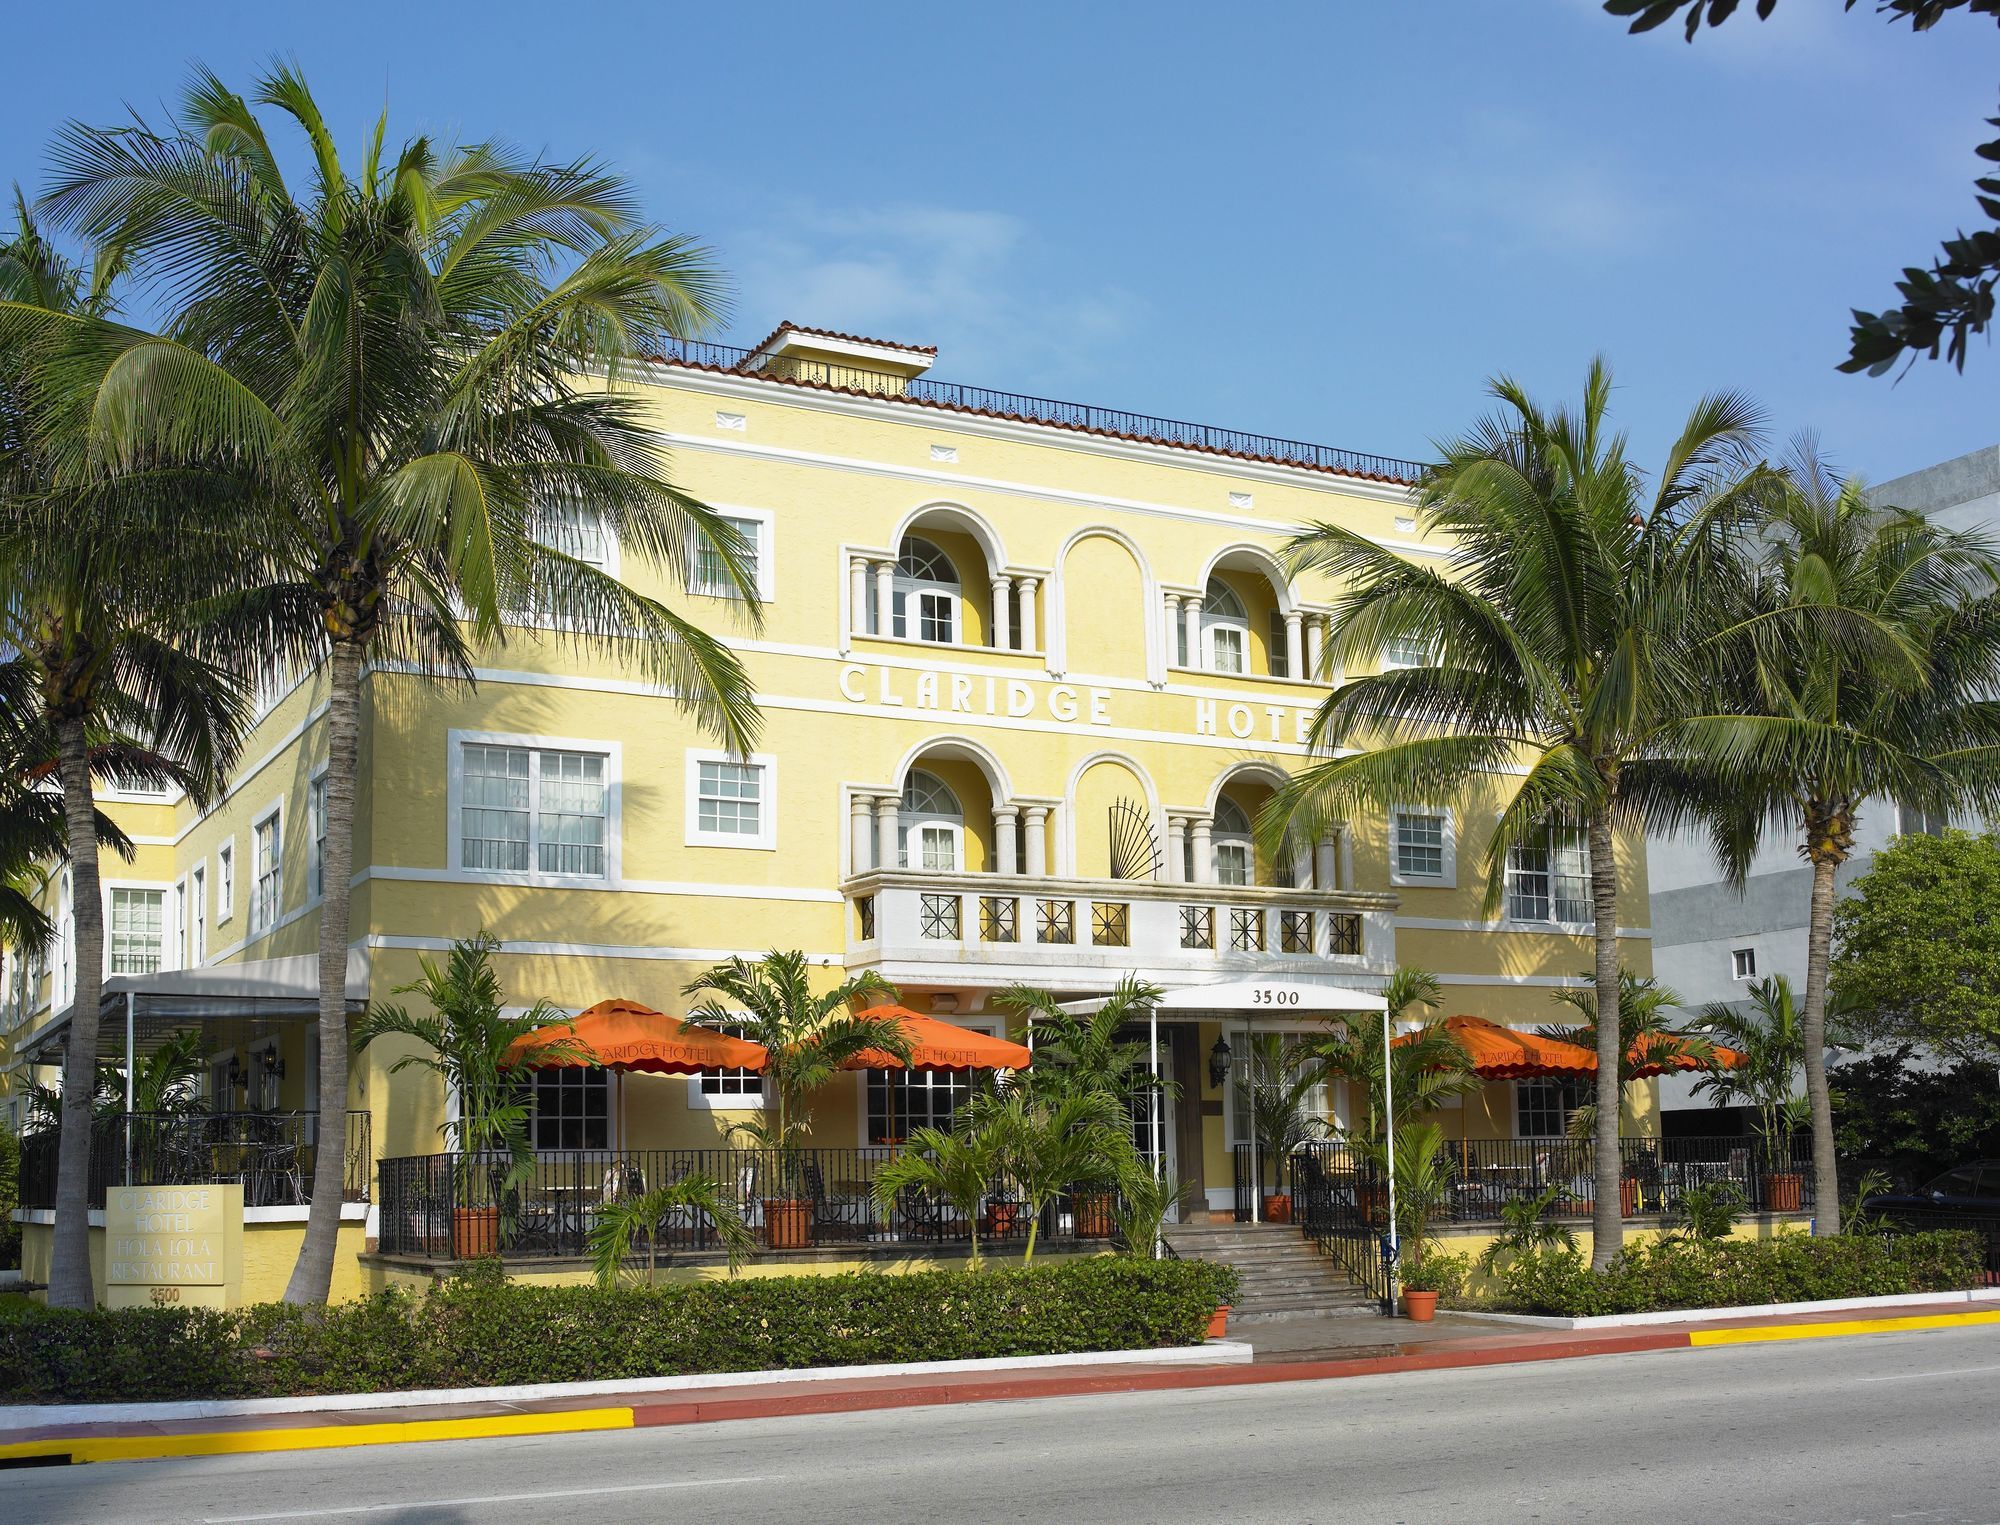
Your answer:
894,537 -> 960,644
1213,795 -> 1253,886
901,769 -> 963,871
1201,578 -> 1249,674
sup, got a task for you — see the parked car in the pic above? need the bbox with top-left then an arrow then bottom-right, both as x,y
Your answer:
1861,1162 -> 2000,1217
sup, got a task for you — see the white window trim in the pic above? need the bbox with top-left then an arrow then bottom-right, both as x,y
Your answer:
853,1017 -> 1001,1146
687,504 -> 775,602
249,797 -> 285,937
447,729 -> 624,886
190,864 -> 208,966
216,840 -> 236,924
684,748 -> 778,852
1501,826 -> 1594,932
307,763 -> 330,907
101,878 -> 172,980
1389,805 -> 1457,888
170,877 -> 188,973
543,503 -> 621,579
1380,635 -> 1435,671
1732,947 -> 1758,981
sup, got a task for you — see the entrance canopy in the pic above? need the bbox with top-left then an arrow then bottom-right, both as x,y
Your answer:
13,954 -> 369,1068
1056,977 -> 1387,1018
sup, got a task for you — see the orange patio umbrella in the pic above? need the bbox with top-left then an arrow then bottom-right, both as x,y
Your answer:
1394,1014 -> 1598,1079
1623,1031 -> 1744,1080
501,998 -> 768,1074
843,1004 -> 1033,1072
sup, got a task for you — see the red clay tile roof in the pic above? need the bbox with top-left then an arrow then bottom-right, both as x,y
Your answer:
746,320 -> 939,358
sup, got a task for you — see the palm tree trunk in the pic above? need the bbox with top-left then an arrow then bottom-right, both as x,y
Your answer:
1587,805 -> 1624,1271
284,640 -> 363,1304
47,713 -> 106,1308
1800,850 -> 1842,1236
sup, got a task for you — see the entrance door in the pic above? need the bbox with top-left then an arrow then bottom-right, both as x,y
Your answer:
1127,1084 -> 1178,1215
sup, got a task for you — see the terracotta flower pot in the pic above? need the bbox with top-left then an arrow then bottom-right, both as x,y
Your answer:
1357,1184 -> 1388,1225
1765,1172 -> 1804,1213
1262,1193 -> 1292,1224
1402,1289 -> 1439,1322
451,1207 -> 500,1260
763,1198 -> 812,1249
1207,1305 -> 1231,1339
1073,1190 -> 1117,1239
1621,1177 -> 1641,1217
984,1201 -> 1024,1235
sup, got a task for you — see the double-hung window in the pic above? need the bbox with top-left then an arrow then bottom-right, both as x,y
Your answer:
1392,809 -> 1448,881
1201,578 -> 1249,674
1213,796 -> 1254,886
1381,634 -> 1434,669
252,812 -> 282,932
686,751 -> 775,850
191,866 -> 207,963
891,537 -> 959,644
1505,828 -> 1590,925
108,888 -> 165,976
691,514 -> 763,598
461,741 -> 611,877
217,843 -> 234,921
695,1021 -> 762,1106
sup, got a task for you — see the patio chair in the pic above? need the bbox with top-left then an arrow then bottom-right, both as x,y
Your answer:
803,1162 -> 868,1241
893,1185 -> 947,1243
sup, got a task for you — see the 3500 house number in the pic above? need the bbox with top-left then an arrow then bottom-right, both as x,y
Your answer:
1249,988 -> 1302,1006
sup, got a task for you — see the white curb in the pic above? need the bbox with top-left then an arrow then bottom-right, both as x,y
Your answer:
1449,1286 -> 2000,1331
0,1339 -> 1255,1428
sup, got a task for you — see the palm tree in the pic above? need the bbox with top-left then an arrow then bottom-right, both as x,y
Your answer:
1546,971 -> 1713,1141
1312,966 -> 1477,1144
1690,975 -> 1810,1150
354,932 -> 590,1230
1664,445 -> 2000,1232
1,198 -> 243,1309
996,976 -> 1167,1107
587,1173 -> 753,1287
872,1122 -> 1005,1269
36,65 -> 768,1301
1264,361 -> 1764,1266
682,951 -> 908,1175
967,1087 -> 1130,1262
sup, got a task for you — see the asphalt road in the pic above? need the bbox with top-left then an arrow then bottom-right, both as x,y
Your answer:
15,1325 -> 2000,1525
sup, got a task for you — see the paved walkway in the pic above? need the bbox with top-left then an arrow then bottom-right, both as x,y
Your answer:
4,1300 -> 1995,1465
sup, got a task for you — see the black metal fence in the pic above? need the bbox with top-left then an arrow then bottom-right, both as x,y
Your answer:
18,1111 -> 372,1209
375,1147 -> 1126,1261
1870,1210 -> 2000,1283
653,338 -> 1426,484
1234,1135 -> 1818,1226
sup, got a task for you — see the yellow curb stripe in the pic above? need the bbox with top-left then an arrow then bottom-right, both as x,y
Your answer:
1689,1309 -> 2000,1347
0,1406 -> 635,1465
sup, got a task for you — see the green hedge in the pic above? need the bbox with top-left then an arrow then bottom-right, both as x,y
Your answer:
0,1257 -> 1238,1404
1480,1230 -> 1985,1317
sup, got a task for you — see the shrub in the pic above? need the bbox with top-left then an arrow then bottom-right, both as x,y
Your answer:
1489,1230 -> 1985,1317
0,1256 -> 1238,1404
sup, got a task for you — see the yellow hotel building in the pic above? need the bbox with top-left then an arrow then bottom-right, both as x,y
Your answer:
5,323 -> 1660,1302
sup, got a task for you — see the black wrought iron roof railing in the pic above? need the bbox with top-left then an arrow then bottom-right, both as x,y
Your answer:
648,338 -> 1428,485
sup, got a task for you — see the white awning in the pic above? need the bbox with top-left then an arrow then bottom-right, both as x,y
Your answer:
1055,977 -> 1387,1017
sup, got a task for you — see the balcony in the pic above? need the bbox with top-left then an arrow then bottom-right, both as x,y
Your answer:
843,869 -> 1396,985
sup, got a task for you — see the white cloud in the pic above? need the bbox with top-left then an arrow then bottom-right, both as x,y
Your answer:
723,201 -> 1146,385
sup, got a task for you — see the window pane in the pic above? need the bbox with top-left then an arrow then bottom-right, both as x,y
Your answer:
696,759 -> 763,837
537,751 -> 607,875
698,1021 -> 763,1098
463,745 -> 532,871
1215,841 -> 1251,886
1395,812 -> 1445,877
1212,627 -> 1245,673
109,889 -> 165,976
695,515 -> 758,593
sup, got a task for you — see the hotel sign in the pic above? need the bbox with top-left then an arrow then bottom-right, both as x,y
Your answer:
836,662 -> 1318,745
104,1183 -> 244,1309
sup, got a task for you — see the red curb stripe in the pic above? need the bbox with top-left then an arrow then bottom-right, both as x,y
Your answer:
628,1332 -> 1694,1428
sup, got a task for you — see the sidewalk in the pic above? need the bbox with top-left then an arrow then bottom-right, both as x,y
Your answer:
5,1300 -> 1995,1466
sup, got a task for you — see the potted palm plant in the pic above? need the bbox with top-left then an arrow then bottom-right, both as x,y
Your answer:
355,933 -> 587,1260
970,1087 -> 1131,1260
1240,1036 -> 1331,1224
1383,1120 -> 1456,1319
1692,975 -> 1812,1213
683,951 -> 909,1250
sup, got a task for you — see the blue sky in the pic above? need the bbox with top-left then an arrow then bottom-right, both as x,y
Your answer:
6,1 -> 1996,483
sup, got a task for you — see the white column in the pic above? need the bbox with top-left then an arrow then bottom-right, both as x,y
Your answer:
1017,577 -> 1038,652
848,557 -> 869,646
1164,594 -> 1183,667
993,805 -> 1019,875
1305,614 -> 1325,684
1314,833 -> 1339,892
1164,816 -> 1186,883
851,792 -> 876,874
1338,825 -> 1354,890
1191,817 -> 1214,884
1291,843 -> 1313,891
875,794 -> 900,872
1284,610 -> 1304,683
990,577 -> 1012,651
873,560 -> 896,637
1183,596 -> 1203,672
1023,806 -> 1048,878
